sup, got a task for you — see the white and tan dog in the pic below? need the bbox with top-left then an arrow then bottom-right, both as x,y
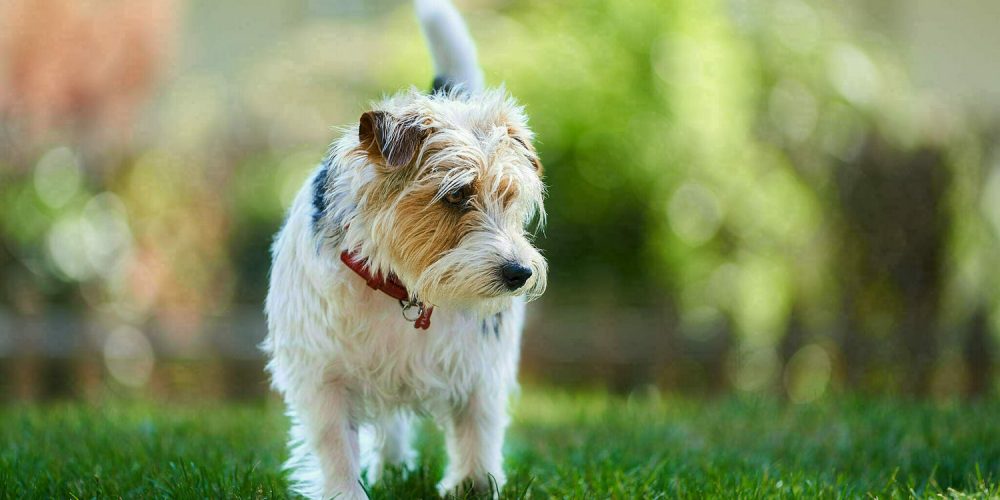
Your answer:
262,0 -> 547,498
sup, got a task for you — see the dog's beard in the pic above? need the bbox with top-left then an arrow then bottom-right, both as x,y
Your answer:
411,230 -> 546,316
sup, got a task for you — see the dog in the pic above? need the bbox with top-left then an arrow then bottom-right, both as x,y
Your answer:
262,0 -> 547,498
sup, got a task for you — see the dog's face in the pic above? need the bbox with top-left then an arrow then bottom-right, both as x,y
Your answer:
349,90 -> 546,313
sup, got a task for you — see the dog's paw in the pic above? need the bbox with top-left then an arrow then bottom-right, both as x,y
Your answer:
436,472 -> 504,499
324,482 -> 369,500
436,478 -> 483,499
366,458 -> 415,486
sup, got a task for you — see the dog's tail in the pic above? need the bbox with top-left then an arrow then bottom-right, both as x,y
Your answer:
414,0 -> 484,93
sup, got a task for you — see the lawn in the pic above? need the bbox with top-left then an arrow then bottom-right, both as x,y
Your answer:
2,389 -> 998,498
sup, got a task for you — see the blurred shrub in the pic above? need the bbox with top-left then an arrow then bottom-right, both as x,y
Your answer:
0,0 -> 997,395
467,0 -> 997,394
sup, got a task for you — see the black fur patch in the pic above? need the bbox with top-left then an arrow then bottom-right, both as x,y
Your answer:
431,75 -> 454,94
480,313 -> 503,339
311,164 -> 330,233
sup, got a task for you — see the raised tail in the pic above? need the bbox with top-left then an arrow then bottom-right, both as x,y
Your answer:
414,0 -> 484,93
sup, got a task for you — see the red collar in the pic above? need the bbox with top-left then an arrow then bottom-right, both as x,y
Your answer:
339,251 -> 434,329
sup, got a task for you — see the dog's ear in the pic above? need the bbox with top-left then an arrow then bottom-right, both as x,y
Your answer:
359,111 -> 425,169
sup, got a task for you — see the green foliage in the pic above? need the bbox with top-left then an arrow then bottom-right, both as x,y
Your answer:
1,0 -> 997,394
3,390 -> 999,498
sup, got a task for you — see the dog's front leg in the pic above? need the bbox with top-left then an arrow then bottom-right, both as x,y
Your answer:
437,387 -> 508,496
288,374 -> 366,500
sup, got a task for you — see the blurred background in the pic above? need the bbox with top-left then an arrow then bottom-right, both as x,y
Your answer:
2,0 -> 999,403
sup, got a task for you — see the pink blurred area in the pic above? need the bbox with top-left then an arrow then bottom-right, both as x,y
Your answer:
0,0 -> 179,150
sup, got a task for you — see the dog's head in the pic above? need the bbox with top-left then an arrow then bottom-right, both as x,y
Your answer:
336,88 -> 546,313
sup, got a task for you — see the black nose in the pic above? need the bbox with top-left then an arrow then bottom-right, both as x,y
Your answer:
500,262 -> 533,291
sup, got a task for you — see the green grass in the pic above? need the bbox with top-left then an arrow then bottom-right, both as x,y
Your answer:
2,389 -> 999,498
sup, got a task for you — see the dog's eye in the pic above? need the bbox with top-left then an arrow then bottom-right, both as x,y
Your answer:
443,186 -> 471,207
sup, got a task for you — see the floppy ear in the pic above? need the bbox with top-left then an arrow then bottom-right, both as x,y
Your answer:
359,111 -> 425,169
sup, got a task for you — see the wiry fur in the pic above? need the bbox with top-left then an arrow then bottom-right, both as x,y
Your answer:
262,9 -> 547,495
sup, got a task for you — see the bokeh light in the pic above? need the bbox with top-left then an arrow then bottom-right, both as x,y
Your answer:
0,0 -> 998,400
668,182 -> 723,247
784,344 -> 833,403
33,147 -> 83,209
103,325 -> 155,388
729,346 -> 780,393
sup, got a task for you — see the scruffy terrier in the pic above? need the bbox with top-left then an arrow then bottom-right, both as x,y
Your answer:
262,0 -> 547,498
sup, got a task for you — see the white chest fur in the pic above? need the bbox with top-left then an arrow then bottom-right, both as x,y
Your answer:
263,177 -> 524,420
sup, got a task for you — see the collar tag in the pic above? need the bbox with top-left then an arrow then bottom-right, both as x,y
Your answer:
340,251 -> 433,330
